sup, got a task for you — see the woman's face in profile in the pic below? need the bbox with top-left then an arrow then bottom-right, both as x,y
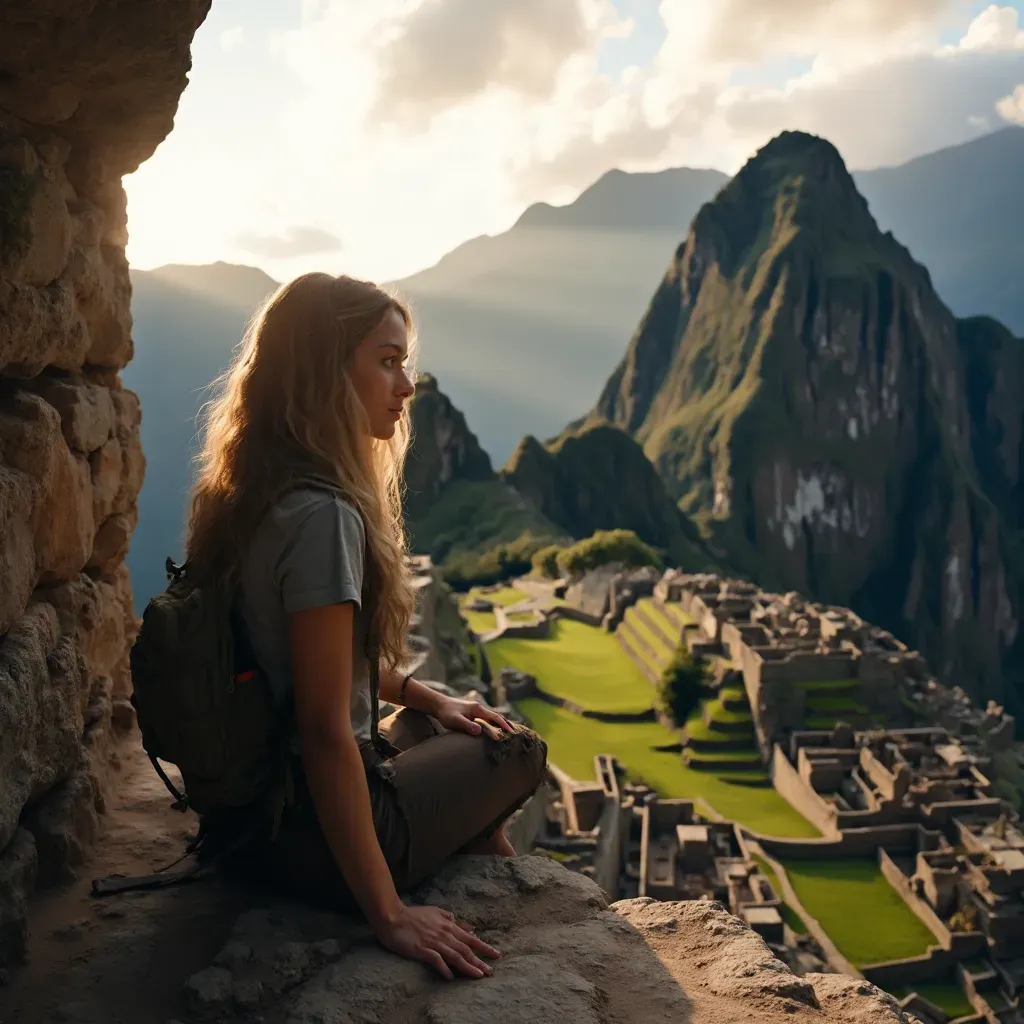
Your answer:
349,309 -> 415,440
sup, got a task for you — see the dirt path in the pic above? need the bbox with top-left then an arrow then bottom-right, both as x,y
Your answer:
0,736 -> 254,1024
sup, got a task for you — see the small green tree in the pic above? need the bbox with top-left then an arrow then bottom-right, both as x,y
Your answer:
658,647 -> 711,728
531,544 -> 564,578
444,532 -> 552,589
555,529 -> 662,577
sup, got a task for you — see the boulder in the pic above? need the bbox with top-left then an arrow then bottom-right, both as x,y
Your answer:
0,603 -> 85,852
0,828 -> 37,967
187,856 -> 921,1024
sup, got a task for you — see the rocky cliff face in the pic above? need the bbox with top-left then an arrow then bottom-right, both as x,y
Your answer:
404,374 -> 562,566
501,424 -> 714,570
404,373 -> 495,522
0,0 -> 211,965
589,131 -> 1023,707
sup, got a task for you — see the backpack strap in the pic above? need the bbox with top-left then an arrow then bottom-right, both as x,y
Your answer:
147,752 -> 189,812
90,816 -> 261,897
368,647 -> 389,758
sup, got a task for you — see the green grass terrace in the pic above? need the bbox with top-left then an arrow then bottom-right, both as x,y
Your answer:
486,617 -> 819,838
488,618 -> 653,714
458,585 -> 528,635
779,858 -> 937,966
889,979 -> 974,1021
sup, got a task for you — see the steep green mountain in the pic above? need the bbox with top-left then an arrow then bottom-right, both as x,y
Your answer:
584,130 -> 1024,708
404,374 -> 564,566
501,423 -> 716,571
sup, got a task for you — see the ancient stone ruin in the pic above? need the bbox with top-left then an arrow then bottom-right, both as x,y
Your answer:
535,562 -> 1024,1021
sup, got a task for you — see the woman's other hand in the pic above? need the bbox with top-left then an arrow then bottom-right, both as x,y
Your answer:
434,696 -> 513,736
375,904 -> 501,980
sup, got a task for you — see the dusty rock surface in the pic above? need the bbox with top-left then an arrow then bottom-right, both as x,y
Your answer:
0,733 -> 922,1024
0,736 -> 250,1024
179,859 -> 922,1024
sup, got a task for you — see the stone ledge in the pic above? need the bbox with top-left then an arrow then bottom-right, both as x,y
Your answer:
184,854 -> 921,1024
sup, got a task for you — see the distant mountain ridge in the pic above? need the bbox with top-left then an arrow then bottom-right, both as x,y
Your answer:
854,126 -> 1024,334
122,263 -> 279,608
512,166 -> 729,231
581,130 -> 1024,711
124,127 -> 1024,610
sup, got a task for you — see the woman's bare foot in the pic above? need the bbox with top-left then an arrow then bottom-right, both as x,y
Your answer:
465,827 -> 517,857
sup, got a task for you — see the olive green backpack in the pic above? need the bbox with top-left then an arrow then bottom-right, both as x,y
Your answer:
91,474 -> 381,896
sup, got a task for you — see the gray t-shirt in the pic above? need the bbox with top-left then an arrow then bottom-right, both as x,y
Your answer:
239,487 -> 373,742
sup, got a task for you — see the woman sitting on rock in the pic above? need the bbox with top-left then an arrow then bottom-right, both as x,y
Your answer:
183,272 -> 548,980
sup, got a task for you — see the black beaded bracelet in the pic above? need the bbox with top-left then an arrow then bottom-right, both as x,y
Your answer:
399,673 -> 412,704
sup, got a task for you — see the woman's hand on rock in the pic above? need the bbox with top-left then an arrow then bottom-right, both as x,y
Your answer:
374,903 -> 501,980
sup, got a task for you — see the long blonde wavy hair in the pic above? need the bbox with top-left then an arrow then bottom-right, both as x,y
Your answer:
185,272 -> 417,670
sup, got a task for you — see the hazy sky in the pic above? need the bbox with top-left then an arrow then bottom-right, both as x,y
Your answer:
124,0 -> 1024,283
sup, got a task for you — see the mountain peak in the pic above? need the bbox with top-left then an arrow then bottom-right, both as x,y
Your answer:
688,131 -> 876,280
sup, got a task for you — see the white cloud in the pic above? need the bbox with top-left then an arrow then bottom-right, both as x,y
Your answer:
997,83 -> 1024,121
949,3 -> 1024,51
518,3 -> 1024,189
660,0 -> 957,69
257,0 -> 642,278
269,1 -> 1024,270
219,26 -> 247,53
234,225 -> 344,258
719,48 -> 1024,169
126,0 -> 1024,283
372,0 -> 629,125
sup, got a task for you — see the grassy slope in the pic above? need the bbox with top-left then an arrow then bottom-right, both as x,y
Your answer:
780,859 -> 936,966
488,618 -> 654,714
623,606 -> 675,666
518,699 -> 816,836
486,617 -> 817,837
460,586 -> 528,634
478,587 -> 529,607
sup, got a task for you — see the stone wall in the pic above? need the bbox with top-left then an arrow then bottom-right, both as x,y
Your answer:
875,850 -> 973,957
755,823 -> 945,858
551,603 -> 604,628
0,0 -> 212,965
770,744 -> 841,836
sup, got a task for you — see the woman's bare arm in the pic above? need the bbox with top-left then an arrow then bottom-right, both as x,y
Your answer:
377,665 -> 443,714
288,602 -> 501,979
289,602 -> 402,926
